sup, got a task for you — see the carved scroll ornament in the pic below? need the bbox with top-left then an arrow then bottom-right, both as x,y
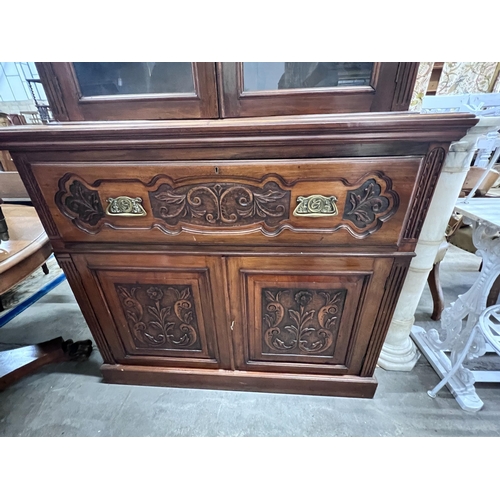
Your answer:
150,181 -> 290,227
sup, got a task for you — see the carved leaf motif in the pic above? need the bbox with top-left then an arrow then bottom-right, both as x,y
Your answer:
147,305 -> 158,317
325,316 -> 337,329
255,190 -> 287,203
155,191 -> 188,219
253,190 -> 287,218
343,178 -> 392,229
155,192 -> 186,204
57,179 -> 104,226
274,337 -> 296,349
301,309 -> 316,328
264,315 -> 273,328
289,308 -> 301,326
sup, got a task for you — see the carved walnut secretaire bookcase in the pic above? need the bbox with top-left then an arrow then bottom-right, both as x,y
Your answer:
0,62 -> 478,397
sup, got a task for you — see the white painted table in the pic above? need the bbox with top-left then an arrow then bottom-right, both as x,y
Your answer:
411,198 -> 500,412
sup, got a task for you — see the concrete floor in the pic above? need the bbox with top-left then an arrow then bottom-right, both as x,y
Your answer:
1,246 -> 499,436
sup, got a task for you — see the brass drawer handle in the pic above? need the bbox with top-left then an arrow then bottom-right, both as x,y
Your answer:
106,196 -> 147,216
293,195 -> 338,217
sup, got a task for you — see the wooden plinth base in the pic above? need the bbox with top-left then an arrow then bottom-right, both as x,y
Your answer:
101,364 -> 378,398
0,337 -> 93,391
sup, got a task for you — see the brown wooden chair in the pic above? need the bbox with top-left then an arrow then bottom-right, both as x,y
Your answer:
0,201 -> 52,311
0,138 -> 92,390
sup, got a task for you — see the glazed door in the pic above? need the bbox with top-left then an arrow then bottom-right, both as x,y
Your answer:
226,255 -> 395,376
218,62 -> 419,117
36,62 -> 219,121
71,253 -> 231,369
36,62 -> 418,120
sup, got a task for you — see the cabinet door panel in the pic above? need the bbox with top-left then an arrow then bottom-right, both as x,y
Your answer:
219,62 -> 418,118
72,253 -> 230,369
36,62 -> 219,121
227,255 -> 394,375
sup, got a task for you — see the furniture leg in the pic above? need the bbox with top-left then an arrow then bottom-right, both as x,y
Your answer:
427,323 -> 481,398
0,337 -> 93,391
412,218 -> 500,411
428,262 -> 444,321
487,274 -> 500,307
0,204 -> 8,241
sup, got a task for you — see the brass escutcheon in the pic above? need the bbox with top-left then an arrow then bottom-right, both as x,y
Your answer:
106,196 -> 147,216
293,195 -> 338,217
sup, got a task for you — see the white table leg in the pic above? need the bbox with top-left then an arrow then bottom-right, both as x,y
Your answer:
411,219 -> 500,412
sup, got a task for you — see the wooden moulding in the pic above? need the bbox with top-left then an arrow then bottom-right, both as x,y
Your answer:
0,112 -> 479,153
101,364 -> 378,398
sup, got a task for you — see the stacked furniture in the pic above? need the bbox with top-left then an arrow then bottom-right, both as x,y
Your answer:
0,62 -> 478,397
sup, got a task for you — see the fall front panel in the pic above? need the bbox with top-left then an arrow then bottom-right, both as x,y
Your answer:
30,157 -> 422,247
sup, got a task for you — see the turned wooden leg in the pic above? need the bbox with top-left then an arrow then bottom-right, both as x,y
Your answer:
0,337 -> 93,391
428,262 -> 444,321
41,262 -> 49,275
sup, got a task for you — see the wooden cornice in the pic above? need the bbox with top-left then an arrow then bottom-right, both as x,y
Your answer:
0,113 -> 478,152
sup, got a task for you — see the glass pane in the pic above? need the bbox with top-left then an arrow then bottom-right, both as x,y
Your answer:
243,62 -> 374,91
73,62 -> 195,97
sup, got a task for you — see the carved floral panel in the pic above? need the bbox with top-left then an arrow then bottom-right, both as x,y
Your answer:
262,287 -> 346,356
116,284 -> 202,351
149,181 -> 290,227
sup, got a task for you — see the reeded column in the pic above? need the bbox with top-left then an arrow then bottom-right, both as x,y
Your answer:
378,117 -> 500,371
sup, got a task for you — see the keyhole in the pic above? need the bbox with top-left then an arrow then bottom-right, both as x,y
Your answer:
215,167 -> 219,174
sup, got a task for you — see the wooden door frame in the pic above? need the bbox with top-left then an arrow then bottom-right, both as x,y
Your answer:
36,62 -> 219,121
217,62 -> 419,118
